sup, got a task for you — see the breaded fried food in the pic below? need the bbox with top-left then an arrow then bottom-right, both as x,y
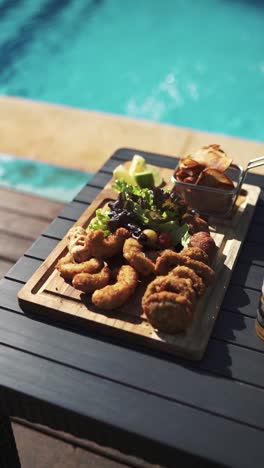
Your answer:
155,250 -> 182,275
56,253 -> 74,269
56,257 -> 104,281
143,291 -> 193,333
92,265 -> 138,310
72,265 -> 111,293
67,227 -> 130,262
84,227 -> 130,261
67,225 -> 87,241
180,247 -> 209,265
170,266 -> 206,297
142,275 -> 196,307
180,257 -> 215,286
181,212 -> 209,235
189,231 -> 218,264
123,238 -> 155,276
67,226 -> 88,263
155,250 -> 215,285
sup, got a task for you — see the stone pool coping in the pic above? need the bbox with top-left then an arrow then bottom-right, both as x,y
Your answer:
0,95 -> 264,174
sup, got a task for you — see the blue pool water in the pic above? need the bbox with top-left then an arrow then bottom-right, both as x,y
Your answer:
0,153 -> 92,202
1,0 -> 264,141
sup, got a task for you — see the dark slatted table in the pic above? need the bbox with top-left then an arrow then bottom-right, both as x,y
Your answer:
1,148 -> 264,468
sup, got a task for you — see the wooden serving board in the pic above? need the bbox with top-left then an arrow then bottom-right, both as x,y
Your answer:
18,165 -> 261,360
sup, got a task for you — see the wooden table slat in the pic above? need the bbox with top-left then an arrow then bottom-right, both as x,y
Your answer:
58,201 -> 89,221
1,345 -> 263,468
74,186 -> 101,204
222,285 -> 260,317
0,279 -> 26,313
42,218 -> 74,240
1,301 -> 264,437
25,237 -> 59,261
213,310 -> 264,352
87,172 -> 111,188
112,147 -> 180,169
246,224 -> 264,244
230,261 -> 263,291
238,241 -> 264,267
253,205 -> 264,225
98,158 -> 124,174
5,257 -> 42,283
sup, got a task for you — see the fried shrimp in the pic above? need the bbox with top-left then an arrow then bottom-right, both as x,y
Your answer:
72,265 -> 111,293
56,253 -> 74,269
56,257 -> 104,281
180,247 -> 209,265
71,227 -> 130,262
66,226 -> 129,262
92,265 -> 138,310
169,266 -> 206,297
142,276 -> 196,307
143,291 -> 193,333
123,238 -> 155,276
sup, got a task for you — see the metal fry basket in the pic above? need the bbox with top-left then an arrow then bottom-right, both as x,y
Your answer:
171,156 -> 264,217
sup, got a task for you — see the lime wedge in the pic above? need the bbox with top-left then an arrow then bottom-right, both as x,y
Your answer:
113,164 -> 135,184
145,164 -> 163,187
134,171 -> 155,188
129,154 -> 146,175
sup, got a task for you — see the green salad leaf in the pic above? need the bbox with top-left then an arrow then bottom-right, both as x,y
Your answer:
89,179 -> 191,248
89,208 -> 111,236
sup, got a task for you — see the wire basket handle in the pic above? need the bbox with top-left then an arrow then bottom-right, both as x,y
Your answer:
237,156 -> 264,193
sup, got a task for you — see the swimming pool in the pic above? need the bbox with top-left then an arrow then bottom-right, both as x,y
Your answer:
1,0 -> 264,142
0,153 -> 92,202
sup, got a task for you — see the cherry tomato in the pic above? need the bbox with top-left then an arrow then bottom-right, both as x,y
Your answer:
158,232 -> 173,248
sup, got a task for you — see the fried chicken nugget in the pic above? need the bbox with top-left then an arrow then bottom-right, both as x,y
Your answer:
143,291 -> 193,333
142,276 -> 196,307
72,265 -> 111,293
189,231 -> 218,264
92,265 -> 138,310
123,238 -> 155,276
180,247 -> 209,265
169,266 -> 206,297
56,257 -> 104,281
